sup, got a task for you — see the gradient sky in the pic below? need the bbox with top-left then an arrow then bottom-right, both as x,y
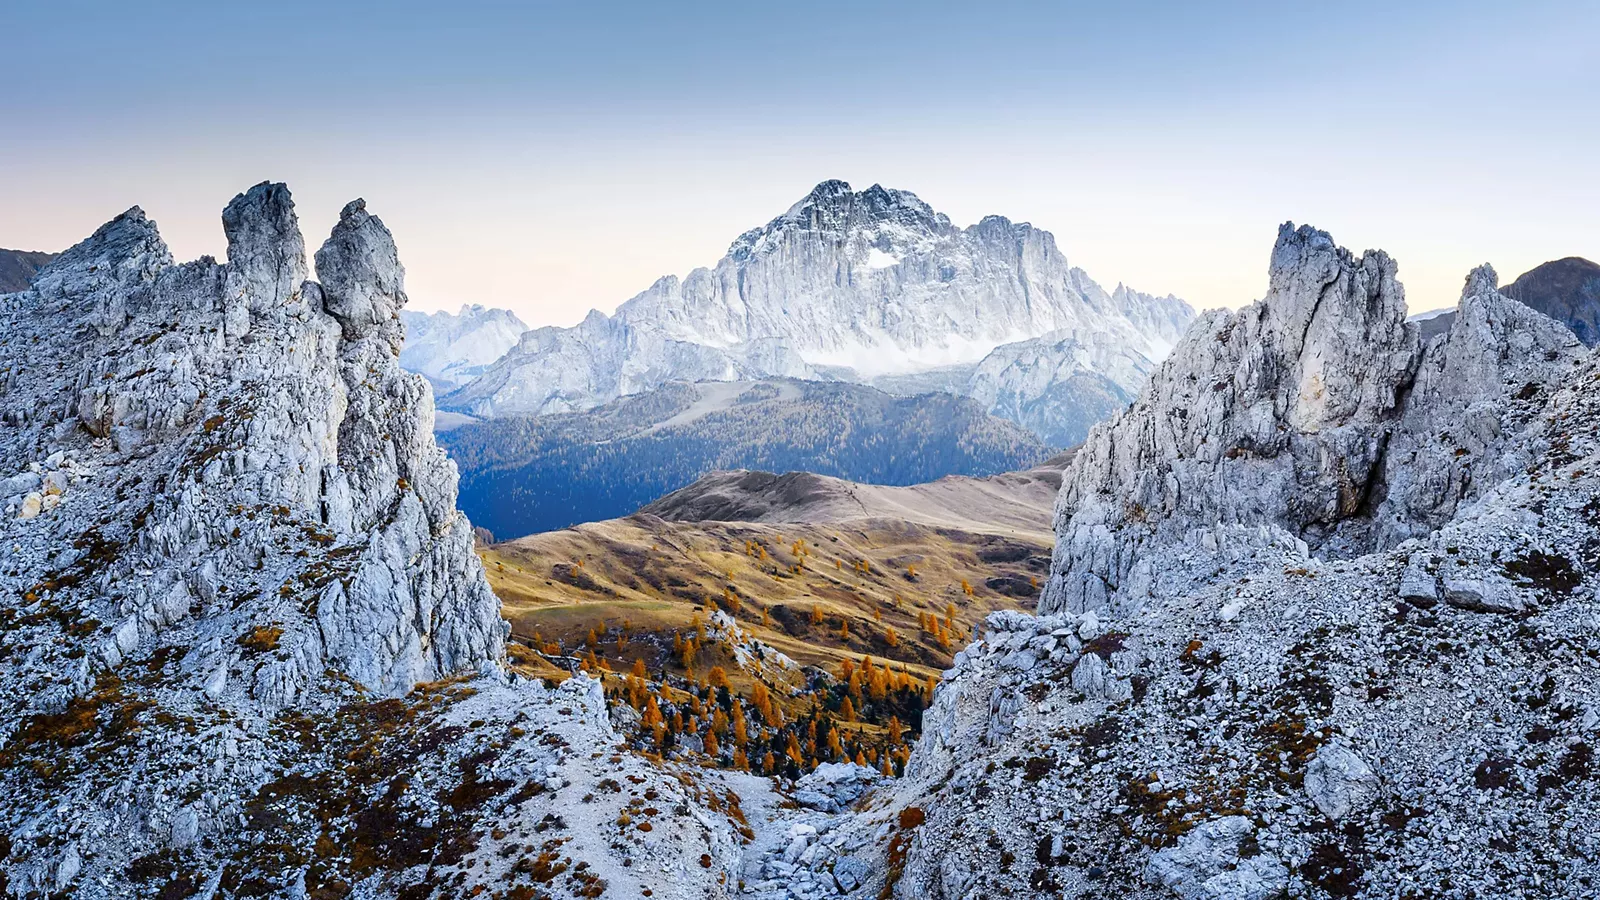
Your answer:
3,0 -> 1596,323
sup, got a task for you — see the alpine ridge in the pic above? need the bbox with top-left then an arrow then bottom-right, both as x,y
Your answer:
1039,224 -> 1583,615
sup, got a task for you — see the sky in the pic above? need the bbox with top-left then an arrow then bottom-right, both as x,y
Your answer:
2,0 -> 1596,324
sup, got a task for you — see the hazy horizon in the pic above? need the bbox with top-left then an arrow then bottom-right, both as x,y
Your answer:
4,0 -> 1596,325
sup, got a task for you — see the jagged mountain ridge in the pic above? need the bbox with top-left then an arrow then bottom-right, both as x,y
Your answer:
1501,255 -> 1600,346
9,179 -> 1593,900
442,180 -> 1193,443
1405,255 -> 1599,349
0,185 -> 748,898
0,247 -> 57,292
398,303 -> 527,390
438,378 -> 1054,539
753,224 -> 1600,900
1040,224 -> 1584,615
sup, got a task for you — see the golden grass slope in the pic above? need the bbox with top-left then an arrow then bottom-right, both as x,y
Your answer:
484,513 -> 1050,686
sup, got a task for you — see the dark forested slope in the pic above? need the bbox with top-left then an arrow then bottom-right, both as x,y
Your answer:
439,379 -> 1054,538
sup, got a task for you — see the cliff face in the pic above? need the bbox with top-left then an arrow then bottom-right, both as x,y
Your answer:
0,185 -> 745,898
6,183 -> 503,699
613,181 -> 1191,371
1039,225 -> 1582,615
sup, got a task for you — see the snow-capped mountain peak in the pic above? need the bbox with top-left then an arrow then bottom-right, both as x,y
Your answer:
444,180 -> 1194,438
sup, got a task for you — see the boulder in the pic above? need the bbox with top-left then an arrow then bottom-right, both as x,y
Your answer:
1442,571 -> 1524,613
793,762 -> 883,813
1146,816 -> 1288,900
1304,744 -> 1381,821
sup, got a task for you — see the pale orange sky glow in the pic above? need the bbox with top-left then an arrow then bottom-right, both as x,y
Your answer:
4,1 -> 1595,324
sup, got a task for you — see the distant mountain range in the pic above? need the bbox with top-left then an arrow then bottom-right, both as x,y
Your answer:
0,248 -> 57,293
435,378 -> 1053,539
398,304 -> 527,390
432,180 -> 1194,446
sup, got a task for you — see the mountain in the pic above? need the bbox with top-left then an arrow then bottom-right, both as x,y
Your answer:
769,225 -> 1600,900
960,328 -> 1153,446
442,180 -> 1193,441
0,247 -> 56,292
11,183 -> 1597,900
437,378 -> 1054,539
397,303 -> 526,389
1500,256 -> 1600,346
1405,256 -> 1600,348
0,184 -> 748,897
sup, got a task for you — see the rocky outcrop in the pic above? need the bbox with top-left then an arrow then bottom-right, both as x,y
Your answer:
398,303 -> 527,390
442,180 -> 1192,443
1374,264 -> 1583,546
17,186 -> 504,697
1040,225 -> 1583,615
791,762 -> 885,813
1145,816 -> 1289,900
1500,256 -> 1600,346
0,184 -> 743,898
803,343 -> 1600,898
0,247 -> 57,293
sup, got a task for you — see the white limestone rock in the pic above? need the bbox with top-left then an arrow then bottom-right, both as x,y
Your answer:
1376,264 -> 1584,545
0,183 -> 740,898
1442,570 -> 1525,614
398,304 -> 527,390
1398,553 -> 1441,606
813,227 -> 1600,900
1304,744 -> 1381,821
1145,817 -> 1288,900
1040,226 -> 1583,616
792,762 -> 884,813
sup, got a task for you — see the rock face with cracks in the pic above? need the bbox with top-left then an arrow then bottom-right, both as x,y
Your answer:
771,225 -> 1600,900
0,184 -> 743,899
1040,224 -> 1583,616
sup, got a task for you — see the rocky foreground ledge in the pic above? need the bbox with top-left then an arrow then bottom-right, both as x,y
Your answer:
0,184 -> 745,898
